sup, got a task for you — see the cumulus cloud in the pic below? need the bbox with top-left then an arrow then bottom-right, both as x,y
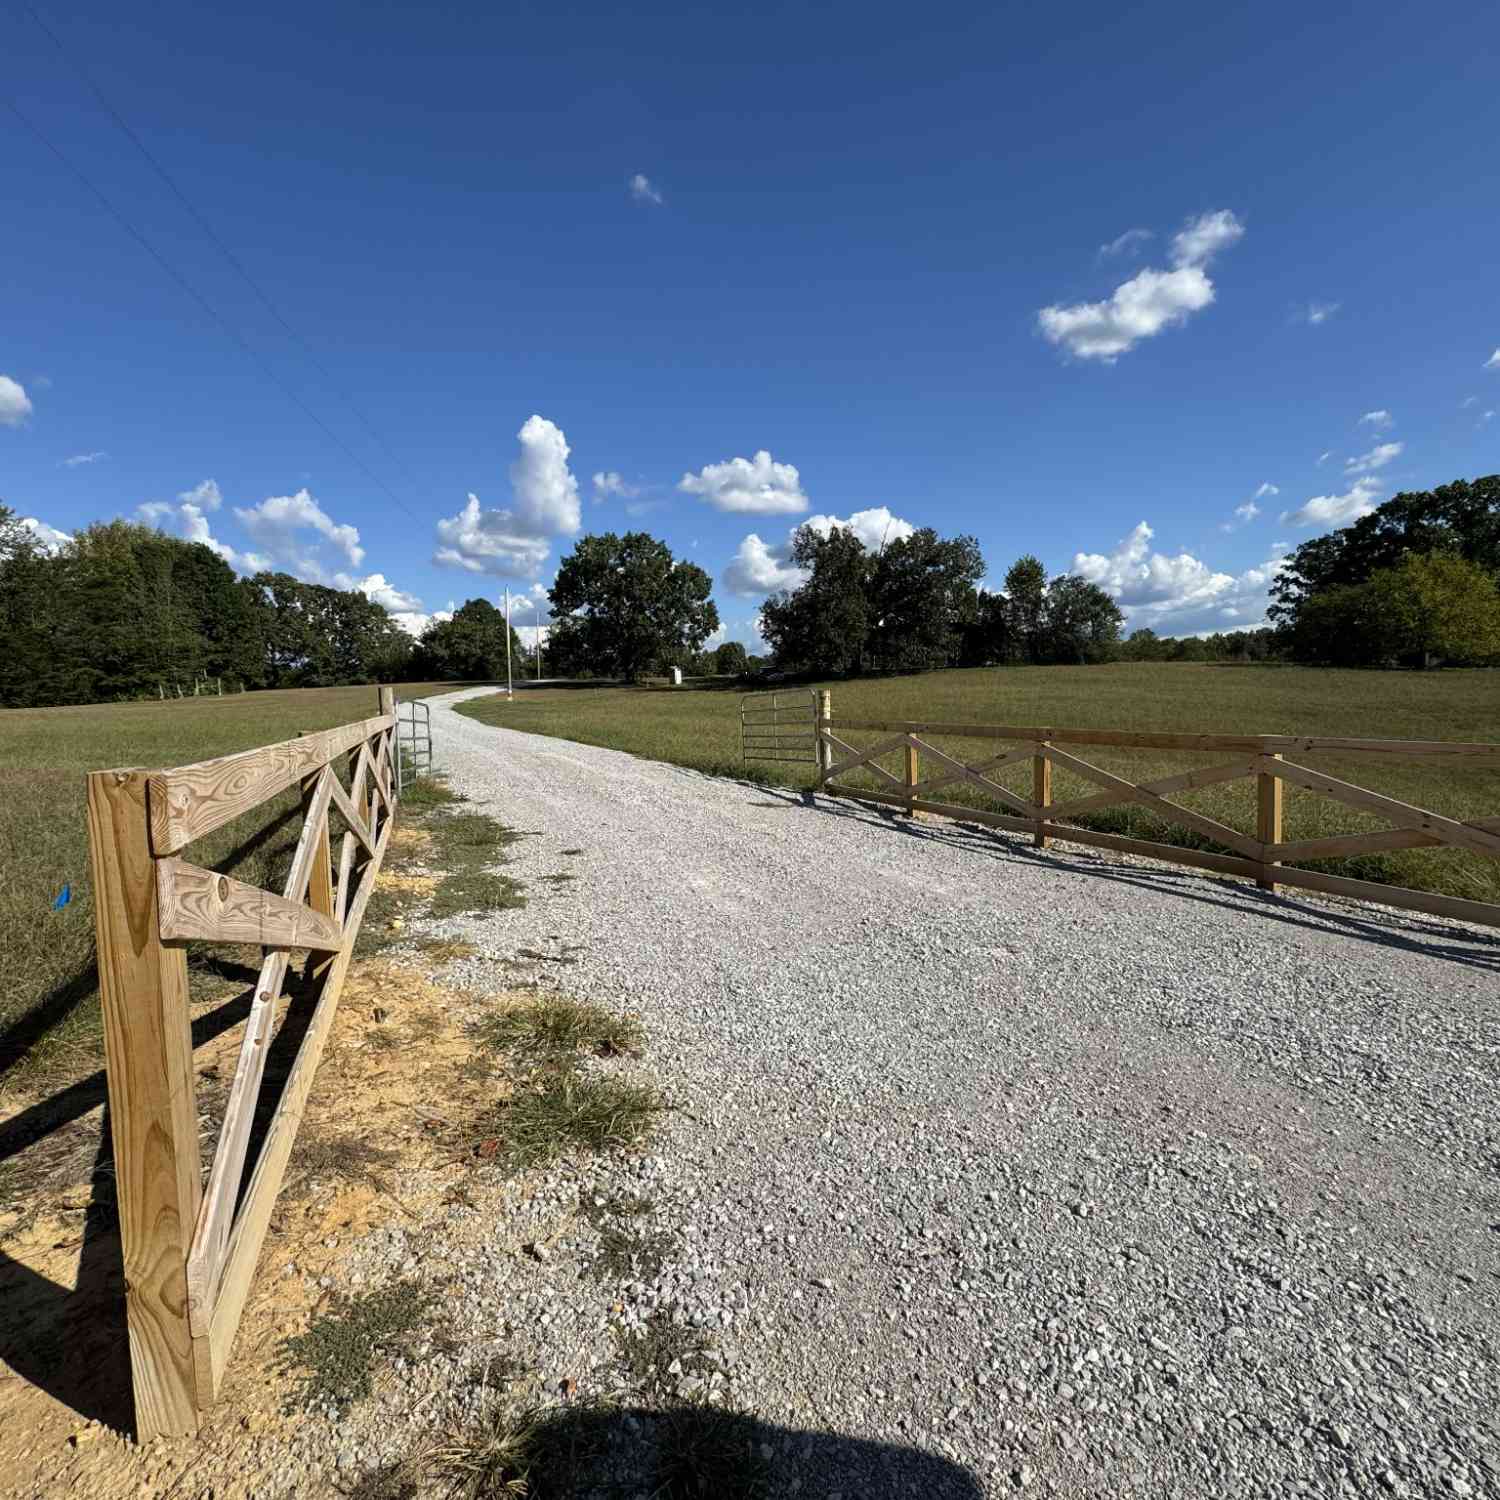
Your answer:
20,516 -> 71,553
434,414 -> 581,578
630,173 -> 663,205
234,488 -> 363,579
390,606 -> 453,638
1300,301 -> 1340,325
592,470 -> 639,500
1358,409 -> 1394,430
345,572 -> 424,612
1280,477 -> 1383,529
679,450 -> 809,515
1072,519 -> 1286,633
1485,349 -> 1500,370
1040,210 -> 1243,363
0,374 -> 34,427
1345,441 -> 1403,475
138,479 -> 268,572
722,506 -> 915,598
1098,228 -> 1152,259
61,450 -> 108,467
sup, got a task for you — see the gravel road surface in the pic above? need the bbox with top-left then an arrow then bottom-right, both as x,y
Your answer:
428,687 -> 1500,1499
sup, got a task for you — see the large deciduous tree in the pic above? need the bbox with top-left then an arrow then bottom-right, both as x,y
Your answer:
1040,574 -> 1124,663
866,528 -> 985,673
546,532 -> 718,680
416,598 -> 524,681
758,524 -> 872,675
1003,555 -> 1048,664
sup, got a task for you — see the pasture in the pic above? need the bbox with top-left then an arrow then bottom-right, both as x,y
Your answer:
0,683 -> 454,1084
455,663 -> 1500,909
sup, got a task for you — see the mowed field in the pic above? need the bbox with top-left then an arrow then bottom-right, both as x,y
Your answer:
0,683 -> 455,1083
456,663 -> 1500,909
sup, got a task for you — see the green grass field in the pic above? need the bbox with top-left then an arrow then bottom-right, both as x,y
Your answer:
455,663 -> 1500,908
0,683 -> 456,1085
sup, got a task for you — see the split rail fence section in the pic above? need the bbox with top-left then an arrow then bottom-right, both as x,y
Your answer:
816,699 -> 1500,930
86,687 -> 399,1440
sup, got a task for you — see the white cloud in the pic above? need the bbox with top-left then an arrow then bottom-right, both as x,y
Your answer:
679,450 -> 809,515
1099,228 -> 1152,259
1254,482 -> 1279,499
20,516 -> 71,553
1316,450 -> 1333,465
61,450 -> 108,467
1461,396 -> 1478,409
1072,518 -> 1285,634
1480,410 -> 1496,425
138,479 -> 267,572
1345,441 -> 1402,475
592,470 -> 640,501
1300,301 -> 1340,325
1484,348 -> 1500,370
630,173 -> 663,205
721,506 -> 915,598
1280,477 -> 1383,529
1221,494 -> 1266,531
1358,409 -> 1393,430
434,415 -> 580,578
233,488 -> 363,580
345,572 -> 423,612
1040,210 -> 1243,363
1038,265 -> 1215,363
390,607 -> 452,638
1169,209 -> 1245,268
0,375 -> 34,427
723,534 -> 808,596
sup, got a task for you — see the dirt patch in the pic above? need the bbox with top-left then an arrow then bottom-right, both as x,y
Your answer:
0,950 -> 519,1500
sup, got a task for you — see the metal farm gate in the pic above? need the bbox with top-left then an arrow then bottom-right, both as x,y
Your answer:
395,697 -> 433,793
740,688 -> 819,769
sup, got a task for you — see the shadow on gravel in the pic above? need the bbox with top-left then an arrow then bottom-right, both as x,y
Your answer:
770,786 -> 1500,972
449,1402 -> 984,1498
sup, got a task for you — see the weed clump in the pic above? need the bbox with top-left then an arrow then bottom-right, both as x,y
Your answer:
277,1280 -> 430,1412
431,871 -> 527,918
480,1074 -> 662,1170
476,997 -> 643,1067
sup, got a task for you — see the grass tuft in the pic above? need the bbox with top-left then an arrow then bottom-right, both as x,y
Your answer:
480,1073 -> 662,1170
277,1280 -> 431,1413
431,871 -> 528,918
476,997 -> 643,1066
398,775 -> 464,814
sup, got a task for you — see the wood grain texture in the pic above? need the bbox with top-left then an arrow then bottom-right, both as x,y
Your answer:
155,859 -> 342,950
1045,759 -> 1259,821
909,739 -> 1038,816
147,714 -> 392,855
822,732 -> 910,786
1033,745 -> 1052,850
1257,753 -> 1284,893
1043,745 -> 1263,861
1267,757 -> 1500,860
86,770 -> 204,1439
205,808 -> 395,1393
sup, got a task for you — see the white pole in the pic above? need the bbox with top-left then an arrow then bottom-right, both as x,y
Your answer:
504,587 -> 514,700
535,606 -> 541,679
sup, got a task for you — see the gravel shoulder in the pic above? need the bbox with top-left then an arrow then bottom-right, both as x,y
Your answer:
428,687 -> 1499,1498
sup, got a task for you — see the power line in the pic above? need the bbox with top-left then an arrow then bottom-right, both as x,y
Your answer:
6,93 -> 427,530
21,1 -> 431,512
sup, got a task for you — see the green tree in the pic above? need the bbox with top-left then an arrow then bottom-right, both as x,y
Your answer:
1003,555 -> 1048,664
1039,575 -> 1123,663
759,525 -> 872,675
547,532 -> 718,681
866,529 -> 985,673
713,640 -> 749,676
417,598 -> 525,681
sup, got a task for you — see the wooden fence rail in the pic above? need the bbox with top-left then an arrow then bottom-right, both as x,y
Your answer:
86,687 -> 398,1440
815,700 -> 1500,931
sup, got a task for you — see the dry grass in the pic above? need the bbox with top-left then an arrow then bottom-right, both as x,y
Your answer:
454,665 -> 1500,904
475,997 -> 644,1067
0,682 -> 455,1086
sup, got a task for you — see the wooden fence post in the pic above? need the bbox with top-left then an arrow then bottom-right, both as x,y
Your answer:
1258,751 -> 1283,892
817,689 -> 832,784
904,739 -> 919,816
85,768 -> 204,1440
298,732 -> 337,989
1033,743 -> 1052,848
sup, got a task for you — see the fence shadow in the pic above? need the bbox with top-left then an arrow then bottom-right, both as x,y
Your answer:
450,1402 -> 984,1498
769,785 -> 1500,972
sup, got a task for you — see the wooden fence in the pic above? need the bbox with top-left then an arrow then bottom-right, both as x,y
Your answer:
85,687 -> 398,1440
815,693 -> 1500,930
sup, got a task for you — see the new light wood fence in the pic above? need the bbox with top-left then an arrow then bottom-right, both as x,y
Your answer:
86,688 -> 399,1440
816,697 -> 1500,930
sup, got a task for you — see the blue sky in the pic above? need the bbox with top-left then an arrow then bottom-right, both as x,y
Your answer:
4,0 -> 1498,647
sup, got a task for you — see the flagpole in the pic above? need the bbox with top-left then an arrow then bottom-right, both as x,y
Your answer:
535,605 -> 541,679
504,587 -> 514,700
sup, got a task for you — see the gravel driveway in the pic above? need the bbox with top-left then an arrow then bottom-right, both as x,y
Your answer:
428,687 -> 1500,1499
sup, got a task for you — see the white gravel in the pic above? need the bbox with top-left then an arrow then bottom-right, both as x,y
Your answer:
415,686 -> 1500,1498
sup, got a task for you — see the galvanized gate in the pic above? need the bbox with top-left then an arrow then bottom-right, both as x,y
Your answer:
741,688 -> 819,768
395,697 -> 433,793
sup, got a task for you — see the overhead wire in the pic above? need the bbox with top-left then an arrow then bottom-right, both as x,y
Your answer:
8,21 -> 429,527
